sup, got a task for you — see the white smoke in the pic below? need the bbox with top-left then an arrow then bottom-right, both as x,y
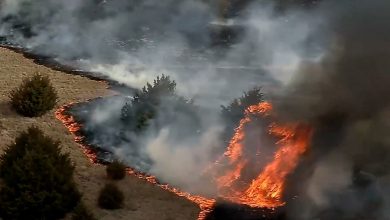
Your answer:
3,1 -> 388,219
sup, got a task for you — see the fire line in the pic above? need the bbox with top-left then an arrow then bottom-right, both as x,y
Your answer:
56,101 -> 312,220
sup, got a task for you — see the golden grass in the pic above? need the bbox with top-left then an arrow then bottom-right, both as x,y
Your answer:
0,47 -> 199,220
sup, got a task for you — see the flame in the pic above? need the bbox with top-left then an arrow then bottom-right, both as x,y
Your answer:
238,124 -> 313,207
127,168 -> 216,220
55,103 -> 98,163
55,103 -> 215,220
214,102 -> 272,191
56,100 -> 312,220
213,102 -> 313,208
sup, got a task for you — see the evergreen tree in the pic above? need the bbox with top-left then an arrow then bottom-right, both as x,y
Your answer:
121,74 -> 192,132
9,73 -> 58,117
0,127 -> 81,220
221,87 -> 264,127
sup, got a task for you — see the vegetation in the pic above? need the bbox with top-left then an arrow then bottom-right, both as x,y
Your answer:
120,74 -> 197,132
72,202 -> 97,220
221,87 -> 264,124
219,87 -> 264,141
9,73 -> 58,117
0,127 -> 81,220
121,74 -> 175,131
106,160 -> 127,180
98,183 -> 124,210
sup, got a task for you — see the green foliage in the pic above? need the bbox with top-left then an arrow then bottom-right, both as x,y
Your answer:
221,87 -> 264,140
72,202 -> 97,220
106,160 -> 127,180
0,127 -> 81,220
98,183 -> 124,210
9,73 -> 58,117
133,74 -> 177,105
121,74 -> 194,132
121,74 -> 176,131
221,87 -> 264,123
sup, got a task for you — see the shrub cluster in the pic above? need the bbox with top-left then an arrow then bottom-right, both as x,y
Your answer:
0,127 -> 80,219
106,160 -> 127,180
9,73 -> 58,117
98,183 -> 124,210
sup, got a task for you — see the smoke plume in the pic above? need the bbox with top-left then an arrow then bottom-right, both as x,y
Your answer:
277,1 -> 390,219
1,0 -> 390,219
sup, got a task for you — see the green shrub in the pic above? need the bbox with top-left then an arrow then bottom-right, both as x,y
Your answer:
98,183 -> 124,210
120,74 -> 177,131
106,160 -> 127,180
9,73 -> 58,117
0,127 -> 81,219
72,202 -> 97,220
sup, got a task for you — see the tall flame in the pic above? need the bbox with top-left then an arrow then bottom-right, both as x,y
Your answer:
238,124 -> 313,207
213,102 -> 313,208
214,102 -> 272,191
56,101 -> 312,220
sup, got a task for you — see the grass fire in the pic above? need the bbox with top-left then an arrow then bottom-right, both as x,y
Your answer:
1,0 -> 390,220
55,97 -> 313,219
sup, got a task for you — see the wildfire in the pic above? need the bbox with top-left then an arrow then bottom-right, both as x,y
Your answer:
213,102 -> 313,208
56,100 -> 312,220
55,103 -> 215,220
55,103 -> 98,163
238,124 -> 313,207
214,102 -> 272,191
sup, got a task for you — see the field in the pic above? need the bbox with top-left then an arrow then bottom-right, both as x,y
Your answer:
0,47 -> 199,220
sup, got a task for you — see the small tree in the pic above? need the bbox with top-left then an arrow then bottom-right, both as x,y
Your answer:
98,183 -> 124,210
106,160 -> 127,180
72,202 -> 97,220
0,127 -> 81,219
132,74 -> 177,106
9,73 -> 58,117
120,74 -> 179,131
221,87 -> 264,139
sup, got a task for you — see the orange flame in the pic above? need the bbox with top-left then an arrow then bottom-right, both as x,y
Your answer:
237,124 -> 313,207
55,103 -> 215,220
214,102 -> 272,191
213,102 -> 313,208
56,101 -> 312,220
55,103 -> 98,163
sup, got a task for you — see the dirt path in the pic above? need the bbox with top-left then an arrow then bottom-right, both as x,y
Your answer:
0,47 -> 199,220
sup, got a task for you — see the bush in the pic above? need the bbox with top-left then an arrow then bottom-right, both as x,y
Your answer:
98,183 -> 124,210
120,74 -> 197,133
0,127 -> 81,219
120,74 -> 178,131
106,160 -> 127,180
9,73 -> 58,117
72,202 -> 97,220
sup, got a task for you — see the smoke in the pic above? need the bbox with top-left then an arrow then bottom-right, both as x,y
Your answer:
0,0 -> 320,185
145,125 -> 223,194
0,0 -> 321,105
2,0 -> 390,219
277,1 -> 390,219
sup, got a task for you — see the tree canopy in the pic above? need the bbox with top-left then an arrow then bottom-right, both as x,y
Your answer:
0,127 -> 80,220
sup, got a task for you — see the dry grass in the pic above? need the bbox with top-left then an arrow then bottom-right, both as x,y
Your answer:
0,47 -> 199,220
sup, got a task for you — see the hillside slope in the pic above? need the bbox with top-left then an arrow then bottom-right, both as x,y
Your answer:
0,47 -> 199,220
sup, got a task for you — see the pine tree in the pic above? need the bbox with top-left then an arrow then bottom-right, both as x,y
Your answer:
0,127 -> 81,219
9,73 -> 58,117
